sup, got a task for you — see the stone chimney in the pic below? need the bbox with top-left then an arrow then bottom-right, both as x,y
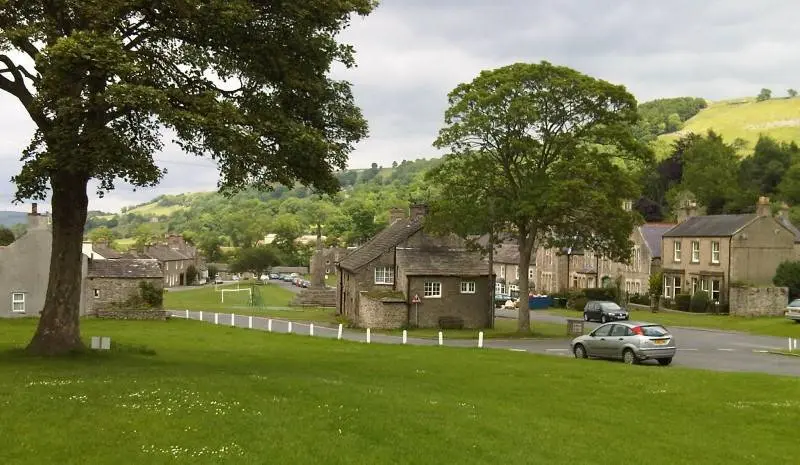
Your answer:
756,196 -> 771,217
409,203 -> 428,221
27,203 -> 49,230
167,234 -> 185,250
778,202 -> 790,220
389,207 -> 406,224
676,200 -> 698,224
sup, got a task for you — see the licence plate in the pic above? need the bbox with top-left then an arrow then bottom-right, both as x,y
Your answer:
654,339 -> 668,345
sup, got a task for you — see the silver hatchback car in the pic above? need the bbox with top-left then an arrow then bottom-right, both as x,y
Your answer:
570,321 -> 677,365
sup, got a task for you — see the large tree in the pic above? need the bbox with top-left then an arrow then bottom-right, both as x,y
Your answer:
0,225 -> 15,246
433,61 -> 647,331
0,0 -> 373,354
680,130 -> 740,214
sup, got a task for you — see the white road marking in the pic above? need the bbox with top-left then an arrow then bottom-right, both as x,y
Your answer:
545,348 -> 569,352
676,348 -> 698,351
508,348 -> 527,352
717,348 -> 735,352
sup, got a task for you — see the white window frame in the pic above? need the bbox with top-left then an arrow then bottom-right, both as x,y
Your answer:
93,289 -> 100,299
691,277 -> 698,294
460,281 -> 476,294
701,278 -> 709,293
11,292 -> 25,313
663,276 -> 673,298
514,266 -> 519,280
528,267 -> 534,280
711,241 -> 720,264
691,241 -> 700,263
424,281 -> 442,298
499,267 -> 506,279
374,266 -> 394,285
673,277 -> 682,295
711,279 -> 721,302
673,241 -> 682,262
634,281 -> 641,294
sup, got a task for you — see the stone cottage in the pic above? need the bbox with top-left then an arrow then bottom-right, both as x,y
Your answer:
336,204 -> 493,329
85,258 -> 164,314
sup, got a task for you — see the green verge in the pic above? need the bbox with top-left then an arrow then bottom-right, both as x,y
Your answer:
0,319 -> 798,465
163,282 -> 295,310
376,317 -> 578,340
547,308 -> 800,338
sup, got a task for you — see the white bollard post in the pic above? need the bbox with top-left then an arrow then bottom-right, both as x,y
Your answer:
310,323 -> 315,336
402,330 -> 407,345
794,338 -> 798,350
268,319 -> 273,332
337,323 -> 343,340
288,321 -> 293,333
478,331 -> 484,348
199,311 -> 203,322
214,313 -> 219,325
248,316 -> 253,329
230,313 -> 235,327
185,309 -> 189,319
366,328 -> 371,344
438,331 -> 443,346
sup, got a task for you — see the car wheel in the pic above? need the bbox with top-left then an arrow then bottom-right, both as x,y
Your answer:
583,313 -> 589,322
573,344 -> 588,359
657,357 -> 673,366
622,349 -> 638,365
600,314 -> 607,324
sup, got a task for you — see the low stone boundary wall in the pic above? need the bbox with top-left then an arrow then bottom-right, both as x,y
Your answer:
93,310 -> 169,320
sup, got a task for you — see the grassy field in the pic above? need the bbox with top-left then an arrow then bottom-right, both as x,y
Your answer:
656,97 -> 800,157
548,308 -> 800,337
127,203 -> 188,217
378,317 -> 578,340
1,319 -> 799,464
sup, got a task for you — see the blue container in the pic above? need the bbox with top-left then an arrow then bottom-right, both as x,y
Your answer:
528,296 -> 553,310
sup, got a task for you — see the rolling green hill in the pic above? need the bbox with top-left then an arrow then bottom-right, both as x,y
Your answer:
656,97 -> 800,156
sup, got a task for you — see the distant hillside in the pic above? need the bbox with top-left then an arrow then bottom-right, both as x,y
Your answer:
0,211 -> 26,228
655,97 -> 800,156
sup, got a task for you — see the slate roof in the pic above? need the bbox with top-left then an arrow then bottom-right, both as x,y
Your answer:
639,223 -> 676,258
397,248 -> 491,276
141,245 -> 190,261
92,243 -> 123,259
88,259 -> 163,279
662,214 -> 757,238
778,216 -> 800,243
493,243 -> 520,264
338,218 -> 424,271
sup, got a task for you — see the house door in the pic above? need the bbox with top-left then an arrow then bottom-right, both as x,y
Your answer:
180,273 -> 185,286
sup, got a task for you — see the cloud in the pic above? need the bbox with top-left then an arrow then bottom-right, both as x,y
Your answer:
2,0 -> 799,213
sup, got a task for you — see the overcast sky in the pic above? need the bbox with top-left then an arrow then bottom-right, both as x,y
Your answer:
1,0 -> 798,214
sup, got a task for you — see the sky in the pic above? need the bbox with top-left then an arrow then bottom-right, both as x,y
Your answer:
1,0 -> 798,214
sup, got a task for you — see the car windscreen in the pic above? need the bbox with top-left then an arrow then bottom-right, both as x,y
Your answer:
600,303 -> 622,311
790,299 -> 800,307
641,325 -> 670,337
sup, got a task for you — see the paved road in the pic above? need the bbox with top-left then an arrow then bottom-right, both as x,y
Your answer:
496,308 -> 800,376
169,309 -> 800,377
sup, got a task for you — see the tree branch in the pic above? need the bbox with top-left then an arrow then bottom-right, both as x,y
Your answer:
0,54 -> 49,129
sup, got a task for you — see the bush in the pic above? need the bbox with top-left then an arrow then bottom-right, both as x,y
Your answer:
583,287 -> 617,302
689,291 -> 710,313
674,294 -> 692,312
569,296 -> 589,311
629,293 -> 650,305
139,281 -> 164,308
186,264 -> 198,286
773,260 -> 800,298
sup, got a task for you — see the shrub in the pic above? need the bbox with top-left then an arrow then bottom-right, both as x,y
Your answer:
139,281 -> 164,308
649,271 -> 663,297
629,293 -> 650,305
186,264 -> 198,286
569,296 -> 589,311
674,293 -> 692,312
583,287 -> 617,302
773,260 -> 800,298
690,291 -> 710,313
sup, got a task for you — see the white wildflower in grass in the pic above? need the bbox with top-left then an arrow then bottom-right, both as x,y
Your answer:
141,442 -> 245,458
728,400 -> 800,410
114,388 -> 260,416
26,379 -> 84,387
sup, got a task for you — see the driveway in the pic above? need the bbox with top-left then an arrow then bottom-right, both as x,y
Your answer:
170,309 -> 800,377
496,308 -> 800,377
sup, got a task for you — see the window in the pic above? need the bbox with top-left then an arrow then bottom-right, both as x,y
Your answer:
528,267 -> 535,280
711,241 -> 720,264
633,247 -> 641,272
11,292 -> 25,313
691,241 -> 700,263
610,325 -> 627,337
673,241 -> 682,262
701,279 -> 709,293
572,276 -> 578,288
634,281 -> 641,294
691,277 -> 698,294
592,325 -> 613,337
424,281 -> 442,298
673,277 -> 682,295
499,267 -> 506,279
515,266 -> 519,280
711,279 -> 721,302
374,266 -> 394,285
93,289 -> 100,298
460,281 -> 476,294
663,276 -> 673,298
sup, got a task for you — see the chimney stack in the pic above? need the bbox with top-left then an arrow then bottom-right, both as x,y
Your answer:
778,202 -> 790,220
676,200 -> 698,224
756,196 -> 771,217
409,203 -> 428,221
389,207 -> 406,224
31,203 -> 38,215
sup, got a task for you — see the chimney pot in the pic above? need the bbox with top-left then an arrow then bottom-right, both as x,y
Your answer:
31,203 -> 38,215
409,203 -> 428,221
756,196 -> 771,217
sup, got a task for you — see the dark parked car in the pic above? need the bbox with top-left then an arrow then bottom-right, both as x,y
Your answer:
583,300 -> 629,323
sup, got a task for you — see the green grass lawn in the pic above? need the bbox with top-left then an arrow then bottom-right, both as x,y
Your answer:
548,308 -> 800,337
1,319 -> 799,464
377,317 -> 578,340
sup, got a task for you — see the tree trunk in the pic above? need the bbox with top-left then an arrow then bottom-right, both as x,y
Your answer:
26,172 -> 89,356
516,236 -> 535,332
487,230 -> 495,329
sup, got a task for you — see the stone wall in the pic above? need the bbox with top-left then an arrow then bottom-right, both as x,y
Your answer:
728,286 -> 788,317
407,276 -> 491,329
86,277 -> 163,314
357,293 -> 408,329
93,310 -> 169,320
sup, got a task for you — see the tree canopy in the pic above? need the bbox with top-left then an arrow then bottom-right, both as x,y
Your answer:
0,0 -> 375,354
433,61 -> 647,331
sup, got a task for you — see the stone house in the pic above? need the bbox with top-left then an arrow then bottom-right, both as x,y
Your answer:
127,244 -> 193,287
84,258 -> 164,314
660,197 -> 796,304
336,204 -> 493,329
82,241 -> 123,259
0,204 -> 88,317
